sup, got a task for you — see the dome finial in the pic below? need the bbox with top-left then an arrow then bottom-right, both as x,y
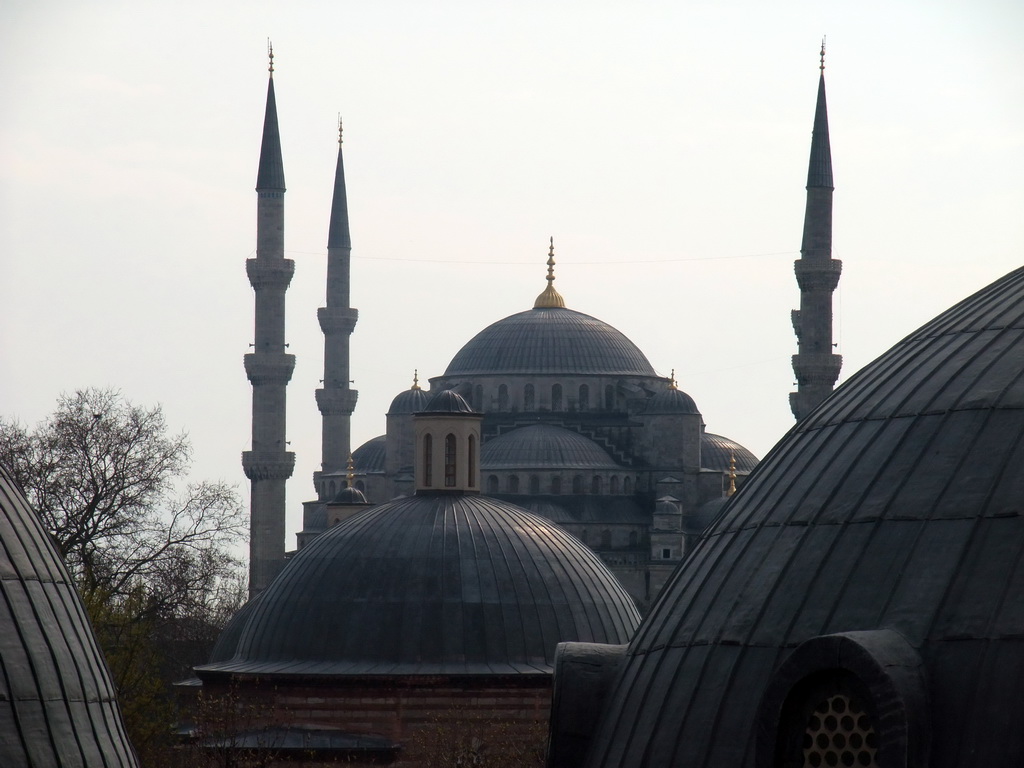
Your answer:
412,369 -> 421,390
338,113 -> 343,145
819,36 -> 826,72
267,38 -> 275,77
670,369 -> 678,389
534,236 -> 566,309
727,452 -> 737,497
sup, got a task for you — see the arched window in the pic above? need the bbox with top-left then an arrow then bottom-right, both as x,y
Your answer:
355,480 -> 365,492
605,384 -> 615,409
579,384 -> 589,411
610,475 -> 619,494
467,435 -> 476,487
591,476 -> 602,494
601,529 -> 612,549
552,383 -> 563,411
524,384 -> 535,410
551,475 -> 562,494
424,434 -> 433,487
329,481 -> 336,498
628,531 -> 638,547
778,674 -> 880,768
624,476 -> 632,494
487,475 -> 499,494
498,384 -> 509,411
444,433 -> 457,487
508,475 -> 520,493
572,475 -> 584,494
529,475 -> 540,494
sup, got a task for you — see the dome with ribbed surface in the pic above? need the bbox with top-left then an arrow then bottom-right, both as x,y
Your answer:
700,432 -> 759,472
422,389 -> 475,414
387,387 -> 431,415
352,435 -> 386,473
444,307 -> 656,377
198,493 -> 638,677
481,425 -> 621,470
644,387 -> 699,415
582,266 -> 1024,768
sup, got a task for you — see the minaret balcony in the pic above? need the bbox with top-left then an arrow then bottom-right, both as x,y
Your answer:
316,387 -> 359,416
792,353 -> 843,386
244,353 -> 296,385
241,450 -> 296,480
246,258 -> 295,291
318,307 -> 358,335
794,259 -> 842,292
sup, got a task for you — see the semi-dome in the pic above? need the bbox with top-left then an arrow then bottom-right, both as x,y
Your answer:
443,307 -> 657,377
700,432 -> 759,472
576,266 -> 1024,767
481,424 -> 621,470
351,434 -> 386,473
198,493 -> 638,677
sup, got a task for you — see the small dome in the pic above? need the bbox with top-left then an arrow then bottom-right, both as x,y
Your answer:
644,387 -> 699,415
331,485 -> 368,504
421,389 -> 475,414
387,386 -> 431,415
444,307 -> 657,377
700,433 -> 759,472
352,435 -> 386,474
198,494 -> 639,676
481,424 -> 622,470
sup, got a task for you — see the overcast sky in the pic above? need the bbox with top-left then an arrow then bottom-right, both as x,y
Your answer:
2,1 -> 1022,549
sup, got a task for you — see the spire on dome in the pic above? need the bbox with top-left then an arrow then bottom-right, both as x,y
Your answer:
533,237 -> 566,309
670,369 -> 678,389
327,115 -> 351,249
412,370 -> 421,390
256,41 -> 285,191
807,38 -> 833,190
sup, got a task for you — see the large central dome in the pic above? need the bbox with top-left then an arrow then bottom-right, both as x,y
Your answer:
444,306 -> 657,377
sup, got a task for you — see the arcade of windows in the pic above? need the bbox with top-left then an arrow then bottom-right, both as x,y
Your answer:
469,382 -> 618,412
485,472 -> 634,496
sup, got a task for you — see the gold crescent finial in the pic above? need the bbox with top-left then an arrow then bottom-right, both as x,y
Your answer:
819,37 -> 826,72
268,39 -> 275,76
338,114 -> 343,145
412,369 -> 421,390
727,452 -> 737,497
347,454 -> 355,486
670,369 -> 677,389
534,236 -> 565,308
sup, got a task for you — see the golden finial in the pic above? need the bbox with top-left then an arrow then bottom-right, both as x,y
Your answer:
268,39 -> 275,76
819,37 -> 826,72
727,452 -> 737,497
346,454 -> 355,487
411,370 -> 421,390
338,114 -> 343,145
670,369 -> 678,389
533,236 -> 566,309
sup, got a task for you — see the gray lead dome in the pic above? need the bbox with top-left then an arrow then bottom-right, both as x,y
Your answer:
200,493 -> 638,677
444,306 -> 657,377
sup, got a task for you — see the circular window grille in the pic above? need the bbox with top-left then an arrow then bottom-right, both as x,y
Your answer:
801,693 -> 878,768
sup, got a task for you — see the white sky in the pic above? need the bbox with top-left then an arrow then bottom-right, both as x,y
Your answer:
2,1 -> 1022,550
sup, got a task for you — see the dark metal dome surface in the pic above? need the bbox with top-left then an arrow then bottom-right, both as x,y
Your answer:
387,386 -> 431,415
481,425 -> 622,470
644,387 -> 699,415
700,432 -> 759,472
0,464 -> 138,767
584,266 -> 1024,768
444,307 -> 657,377
422,388 -> 475,413
199,493 -> 638,677
351,435 -> 386,474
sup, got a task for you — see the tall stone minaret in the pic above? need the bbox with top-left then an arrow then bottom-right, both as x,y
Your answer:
314,119 -> 358,493
242,45 -> 295,597
790,42 -> 842,421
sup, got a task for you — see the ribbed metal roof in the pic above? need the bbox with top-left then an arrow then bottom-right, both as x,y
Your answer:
700,432 -> 759,472
584,265 -> 1024,768
644,387 -> 699,415
0,465 -> 138,767
422,389 -> 475,413
443,307 -> 656,377
351,435 -> 386,474
481,425 -> 622,470
199,493 -> 638,677
387,386 -> 431,415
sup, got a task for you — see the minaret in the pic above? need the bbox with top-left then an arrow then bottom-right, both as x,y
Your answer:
241,44 -> 296,597
790,41 -> 842,421
314,117 -> 359,492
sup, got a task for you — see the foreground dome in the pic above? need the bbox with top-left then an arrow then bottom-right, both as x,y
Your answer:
444,306 -> 657,377
577,266 -> 1024,768
200,493 -> 638,677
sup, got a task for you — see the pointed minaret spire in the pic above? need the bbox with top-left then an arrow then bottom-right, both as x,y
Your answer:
242,49 -> 296,597
534,236 -> 566,308
790,41 -> 842,421
315,115 -> 359,489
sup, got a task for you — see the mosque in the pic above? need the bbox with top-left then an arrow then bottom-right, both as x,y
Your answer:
241,43 -> 841,611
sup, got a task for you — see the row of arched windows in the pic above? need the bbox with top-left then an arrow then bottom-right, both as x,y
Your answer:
470,383 -> 618,412
422,432 -> 477,489
485,473 -> 633,495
